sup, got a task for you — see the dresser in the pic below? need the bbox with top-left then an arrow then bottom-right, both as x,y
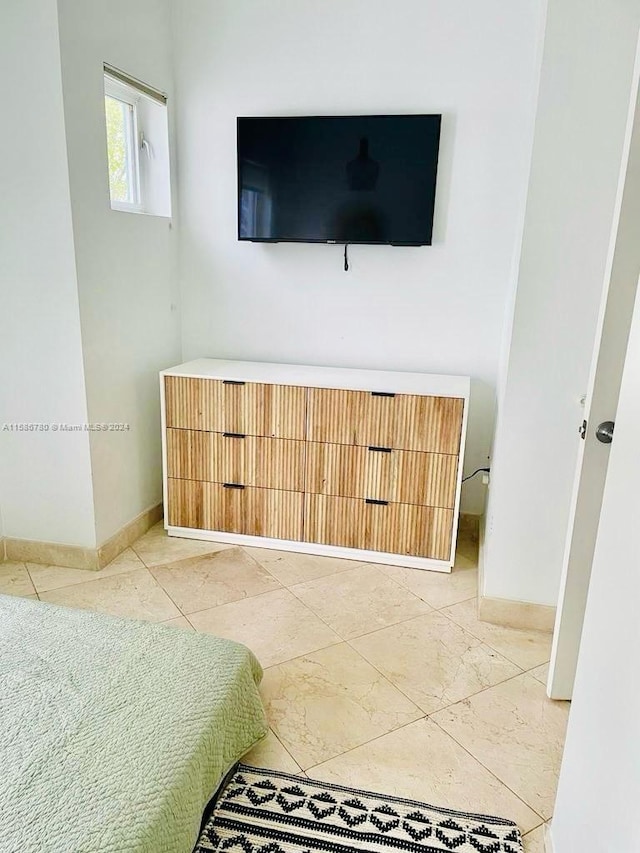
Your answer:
161,359 -> 469,572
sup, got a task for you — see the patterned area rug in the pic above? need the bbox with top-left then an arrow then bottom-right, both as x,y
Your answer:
195,764 -> 523,853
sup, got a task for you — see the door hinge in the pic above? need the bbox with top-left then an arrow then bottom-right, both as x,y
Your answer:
579,419 -> 587,440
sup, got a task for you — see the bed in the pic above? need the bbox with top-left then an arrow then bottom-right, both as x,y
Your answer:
0,594 -> 268,853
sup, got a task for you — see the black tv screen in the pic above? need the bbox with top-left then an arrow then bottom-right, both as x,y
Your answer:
237,115 -> 441,246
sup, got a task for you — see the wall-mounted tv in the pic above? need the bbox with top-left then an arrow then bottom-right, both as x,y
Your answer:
237,115 -> 441,246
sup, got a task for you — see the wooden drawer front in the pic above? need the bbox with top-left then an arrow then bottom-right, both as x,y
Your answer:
167,429 -> 304,491
305,442 -> 458,508
165,376 -> 215,432
165,376 -> 306,439
307,388 -> 464,454
167,478 -> 303,540
304,494 -> 454,560
167,477 -> 207,530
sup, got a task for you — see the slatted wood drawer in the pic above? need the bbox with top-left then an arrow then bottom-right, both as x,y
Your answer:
162,361 -> 469,568
305,442 -> 458,508
304,493 -> 454,561
167,478 -> 304,541
165,376 -> 306,439
307,387 -> 464,454
167,429 -> 305,492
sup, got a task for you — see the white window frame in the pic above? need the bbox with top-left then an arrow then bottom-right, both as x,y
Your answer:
104,75 -> 142,213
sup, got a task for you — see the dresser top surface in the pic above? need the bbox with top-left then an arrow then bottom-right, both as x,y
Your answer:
161,359 -> 470,398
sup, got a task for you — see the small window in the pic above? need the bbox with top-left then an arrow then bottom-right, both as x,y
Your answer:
103,65 -> 171,217
105,82 -> 140,210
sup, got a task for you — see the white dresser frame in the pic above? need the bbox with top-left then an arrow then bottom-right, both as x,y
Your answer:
160,359 -> 470,573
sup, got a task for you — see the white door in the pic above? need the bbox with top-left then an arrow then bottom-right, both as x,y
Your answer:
548,57 -> 640,700
550,273 -> 640,850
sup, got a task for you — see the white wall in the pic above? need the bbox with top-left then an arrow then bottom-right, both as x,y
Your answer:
56,0 -> 182,545
550,284 -> 640,851
0,0 -> 96,548
171,0 -> 545,515
483,0 -> 640,605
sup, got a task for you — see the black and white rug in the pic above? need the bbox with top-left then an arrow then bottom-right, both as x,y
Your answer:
195,764 -> 523,853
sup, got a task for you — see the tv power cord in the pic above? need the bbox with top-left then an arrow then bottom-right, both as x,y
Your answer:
462,467 -> 491,483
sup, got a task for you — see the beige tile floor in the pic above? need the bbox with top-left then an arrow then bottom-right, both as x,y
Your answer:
1,523 -> 565,849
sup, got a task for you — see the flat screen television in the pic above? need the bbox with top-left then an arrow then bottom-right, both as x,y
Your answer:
237,115 -> 441,246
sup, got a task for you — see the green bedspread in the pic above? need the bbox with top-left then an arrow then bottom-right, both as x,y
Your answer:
0,594 -> 268,853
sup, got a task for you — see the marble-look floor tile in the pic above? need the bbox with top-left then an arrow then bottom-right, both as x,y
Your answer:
522,823 -> 547,852
102,547 -> 149,573
454,532 -> 479,570
442,599 -> 552,670
453,551 -> 478,571
529,663 -> 549,685
149,547 -> 280,615
40,568 -> 180,623
352,611 -> 521,714
261,643 -> 422,769
160,615 -> 194,630
376,563 -> 478,610
188,588 -> 340,667
0,562 -> 36,597
244,546 -> 361,587
243,729 -> 300,773
291,564 -> 431,640
432,673 -> 570,819
132,521 -> 232,567
309,718 -> 541,835
27,548 -> 145,593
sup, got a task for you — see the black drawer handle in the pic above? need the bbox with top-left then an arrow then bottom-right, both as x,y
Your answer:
223,432 -> 246,439
223,482 -> 245,489
368,446 -> 392,453
223,379 -> 246,385
365,498 -> 389,506
371,391 -> 395,398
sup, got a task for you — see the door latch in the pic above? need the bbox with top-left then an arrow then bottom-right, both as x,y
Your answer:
579,419 -> 587,440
